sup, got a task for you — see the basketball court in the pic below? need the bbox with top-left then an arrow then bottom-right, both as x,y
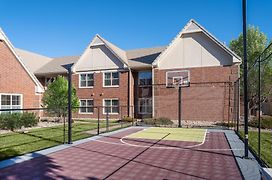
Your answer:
0,127 -> 243,179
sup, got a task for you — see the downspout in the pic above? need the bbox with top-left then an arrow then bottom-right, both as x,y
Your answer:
152,65 -> 155,118
127,68 -> 131,117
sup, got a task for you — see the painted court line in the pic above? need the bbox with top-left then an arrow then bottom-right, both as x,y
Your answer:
120,128 -> 208,149
94,138 -> 243,151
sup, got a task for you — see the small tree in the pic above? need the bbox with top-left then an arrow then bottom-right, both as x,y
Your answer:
229,26 -> 272,114
42,76 -> 79,121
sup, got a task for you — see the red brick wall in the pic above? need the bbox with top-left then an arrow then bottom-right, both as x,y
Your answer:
0,40 -> 41,109
72,70 -> 130,119
153,65 -> 239,122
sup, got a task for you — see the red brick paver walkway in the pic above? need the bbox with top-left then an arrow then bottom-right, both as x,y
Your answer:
0,128 -> 242,180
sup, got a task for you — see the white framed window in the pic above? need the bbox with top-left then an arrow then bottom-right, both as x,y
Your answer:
0,94 -> 23,113
138,98 -> 152,114
103,99 -> 119,114
79,99 -> 94,114
79,73 -> 94,88
103,71 -> 119,87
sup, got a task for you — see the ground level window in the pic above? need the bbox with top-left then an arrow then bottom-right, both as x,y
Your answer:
103,99 -> 119,114
138,98 -> 152,114
79,99 -> 94,113
0,94 -> 22,113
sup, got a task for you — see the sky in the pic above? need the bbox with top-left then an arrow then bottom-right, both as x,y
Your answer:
0,0 -> 271,57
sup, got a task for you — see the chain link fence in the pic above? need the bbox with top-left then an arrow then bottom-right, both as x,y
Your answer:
234,43 -> 272,168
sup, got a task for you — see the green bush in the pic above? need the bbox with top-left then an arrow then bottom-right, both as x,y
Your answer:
155,117 -> 173,126
249,116 -> 272,129
143,118 -> 156,125
121,116 -> 134,122
21,113 -> 39,127
143,117 -> 173,126
0,112 -> 38,131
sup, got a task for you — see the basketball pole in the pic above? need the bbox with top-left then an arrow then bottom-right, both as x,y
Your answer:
178,86 -> 182,128
62,63 -> 74,144
242,0 -> 249,158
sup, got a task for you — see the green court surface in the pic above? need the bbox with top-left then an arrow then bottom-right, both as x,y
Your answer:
127,127 -> 206,142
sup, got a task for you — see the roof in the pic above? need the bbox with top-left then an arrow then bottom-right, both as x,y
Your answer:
15,48 -> 52,73
152,19 -> 241,66
35,56 -> 79,76
0,28 -> 44,93
126,46 -> 166,68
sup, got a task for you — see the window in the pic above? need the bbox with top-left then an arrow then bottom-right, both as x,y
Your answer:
80,73 -> 94,88
138,71 -> 152,86
138,98 -> 152,114
0,94 -> 22,113
45,77 -> 56,87
104,71 -> 119,87
79,99 -> 94,113
103,99 -> 119,114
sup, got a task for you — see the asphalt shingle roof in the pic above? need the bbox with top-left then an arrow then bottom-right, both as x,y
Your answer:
35,56 -> 79,75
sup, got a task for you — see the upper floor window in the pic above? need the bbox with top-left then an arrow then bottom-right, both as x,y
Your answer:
80,73 -> 94,88
45,77 -> 56,87
138,71 -> 152,86
0,94 -> 22,113
104,71 -> 119,87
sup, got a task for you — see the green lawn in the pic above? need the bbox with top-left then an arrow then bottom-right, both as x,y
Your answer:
239,130 -> 272,167
0,121 -> 127,161
127,127 -> 206,142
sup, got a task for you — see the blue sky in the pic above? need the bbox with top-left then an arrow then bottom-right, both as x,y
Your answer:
0,0 -> 271,57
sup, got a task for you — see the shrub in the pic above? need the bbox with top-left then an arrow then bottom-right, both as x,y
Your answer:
0,112 -> 38,131
155,117 -> 173,126
249,116 -> 272,129
21,113 -> 39,127
143,118 -> 156,126
121,116 -> 134,123
142,117 -> 173,126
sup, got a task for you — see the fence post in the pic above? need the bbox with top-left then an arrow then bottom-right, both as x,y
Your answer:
62,63 -> 74,144
97,107 -> 100,135
242,0 -> 249,158
178,86 -> 182,128
258,57 -> 261,158
106,106 -> 109,132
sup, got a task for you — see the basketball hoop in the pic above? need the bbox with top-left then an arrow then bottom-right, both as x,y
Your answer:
166,70 -> 190,88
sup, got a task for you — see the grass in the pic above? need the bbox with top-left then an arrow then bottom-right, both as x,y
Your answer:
239,130 -> 272,167
0,120 -> 128,161
127,127 -> 206,142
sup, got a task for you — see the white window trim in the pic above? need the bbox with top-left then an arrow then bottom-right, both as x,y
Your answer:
103,70 -> 119,88
0,93 -> 23,113
138,98 -> 152,115
103,98 -> 119,114
79,73 -> 94,88
79,99 -> 94,114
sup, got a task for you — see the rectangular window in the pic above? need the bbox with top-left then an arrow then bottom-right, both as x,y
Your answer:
138,71 -> 152,86
0,94 -> 22,113
103,99 -> 119,114
79,99 -> 94,114
80,73 -> 94,88
138,98 -> 152,114
103,72 -> 119,87
45,77 -> 56,87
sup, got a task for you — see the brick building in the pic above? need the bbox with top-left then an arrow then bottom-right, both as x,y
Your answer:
0,29 -> 44,112
0,20 -> 241,123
